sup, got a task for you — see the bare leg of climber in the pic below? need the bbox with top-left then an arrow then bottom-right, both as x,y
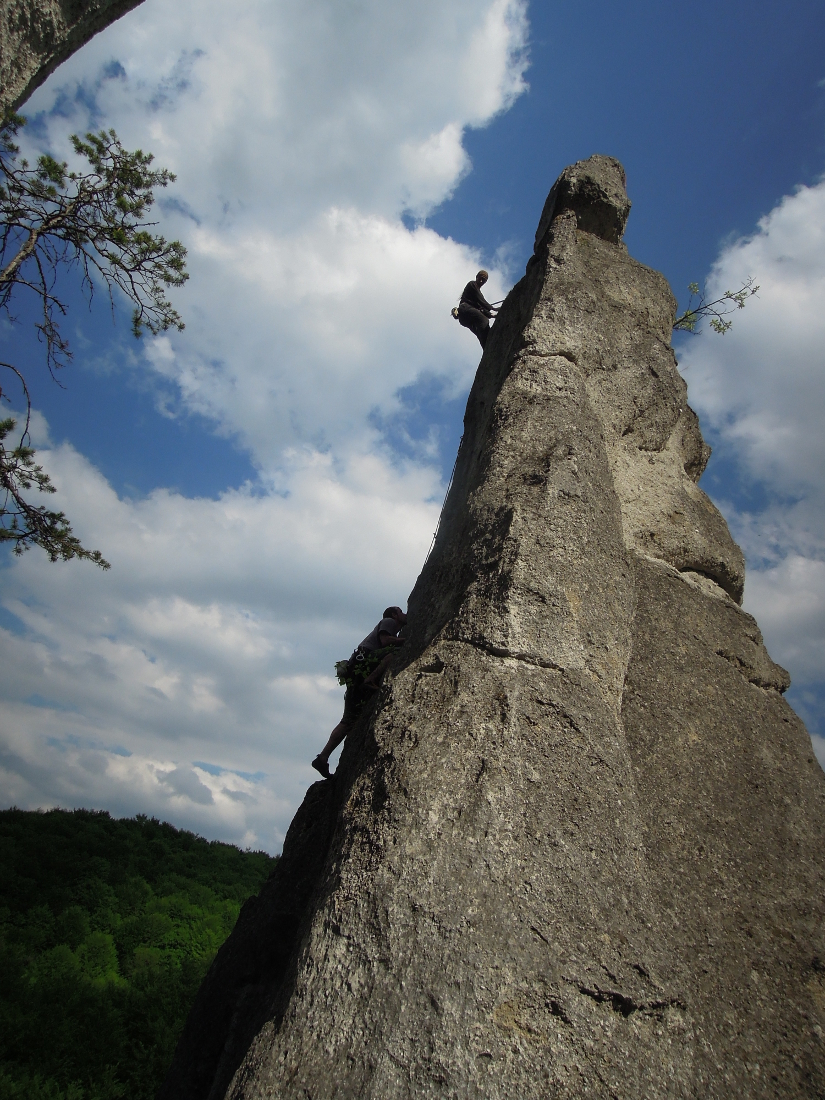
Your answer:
312,680 -> 367,778
312,721 -> 349,778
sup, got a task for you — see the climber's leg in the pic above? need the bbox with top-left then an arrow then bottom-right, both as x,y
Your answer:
457,303 -> 490,348
312,683 -> 369,777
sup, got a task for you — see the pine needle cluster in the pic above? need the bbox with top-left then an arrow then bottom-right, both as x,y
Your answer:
0,114 -> 188,565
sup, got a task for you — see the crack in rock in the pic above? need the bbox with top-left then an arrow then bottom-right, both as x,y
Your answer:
457,635 -> 565,673
714,648 -> 789,693
577,985 -> 686,1019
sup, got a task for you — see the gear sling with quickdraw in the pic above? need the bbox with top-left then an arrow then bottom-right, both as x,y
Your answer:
335,645 -> 394,689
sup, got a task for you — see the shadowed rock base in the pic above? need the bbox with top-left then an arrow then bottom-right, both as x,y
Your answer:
158,156 -> 825,1100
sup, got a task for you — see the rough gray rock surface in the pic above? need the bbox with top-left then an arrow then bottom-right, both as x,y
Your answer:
0,0 -> 144,113
159,156 -> 825,1100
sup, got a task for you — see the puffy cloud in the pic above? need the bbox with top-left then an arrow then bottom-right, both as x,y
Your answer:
680,177 -> 825,754
143,209 -> 506,465
0,438 -> 439,849
744,556 -> 825,685
26,0 -> 528,227
682,179 -> 825,495
1,0 -> 529,848
18,0 -> 521,468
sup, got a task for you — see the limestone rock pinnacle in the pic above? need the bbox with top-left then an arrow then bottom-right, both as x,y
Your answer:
534,154 -> 631,248
159,156 -> 825,1100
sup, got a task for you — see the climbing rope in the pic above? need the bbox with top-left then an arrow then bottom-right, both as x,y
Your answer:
423,434 -> 464,565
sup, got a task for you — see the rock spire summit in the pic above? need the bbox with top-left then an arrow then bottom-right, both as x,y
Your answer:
160,155 -> 825,1100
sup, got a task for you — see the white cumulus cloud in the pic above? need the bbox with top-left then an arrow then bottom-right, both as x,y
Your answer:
1,0 -> 529,849
680,176 -> 825,760
0,439 -> 440,849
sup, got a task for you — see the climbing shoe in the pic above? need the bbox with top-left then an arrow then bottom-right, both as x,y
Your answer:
311,756 -> 332,779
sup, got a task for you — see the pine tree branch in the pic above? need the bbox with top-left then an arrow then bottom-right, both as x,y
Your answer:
0,113 -> 187,566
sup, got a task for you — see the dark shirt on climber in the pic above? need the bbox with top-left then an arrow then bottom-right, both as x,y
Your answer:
359,616 -> 402,652
460,280 -> 495,316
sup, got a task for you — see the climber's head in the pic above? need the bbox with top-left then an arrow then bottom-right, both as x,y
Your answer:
476,270 -> 488,287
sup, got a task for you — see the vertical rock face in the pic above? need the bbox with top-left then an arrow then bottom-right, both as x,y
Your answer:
160,156 -> 825,1100
0,0 -> 145,114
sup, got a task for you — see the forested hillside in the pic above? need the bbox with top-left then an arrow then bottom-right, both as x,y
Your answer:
0,808 -> 276,1100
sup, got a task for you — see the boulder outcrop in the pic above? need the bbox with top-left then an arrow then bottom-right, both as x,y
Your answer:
0,0 -> 144,114
159,156 -> 825,1099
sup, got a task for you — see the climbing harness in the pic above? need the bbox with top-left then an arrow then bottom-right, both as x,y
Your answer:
451,299 -> 504,320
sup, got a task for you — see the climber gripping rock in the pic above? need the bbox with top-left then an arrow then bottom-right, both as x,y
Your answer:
311,605 -> 408,780
452,269 -> 499,349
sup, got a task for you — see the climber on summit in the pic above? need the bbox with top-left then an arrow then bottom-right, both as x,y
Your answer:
311,605 -> 408,780
453,270 -> 499,349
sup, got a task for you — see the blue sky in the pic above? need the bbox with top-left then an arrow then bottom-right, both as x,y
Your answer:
1,0 -> 824,851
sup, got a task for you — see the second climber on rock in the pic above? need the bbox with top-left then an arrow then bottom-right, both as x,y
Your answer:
311,605 -> 408,780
